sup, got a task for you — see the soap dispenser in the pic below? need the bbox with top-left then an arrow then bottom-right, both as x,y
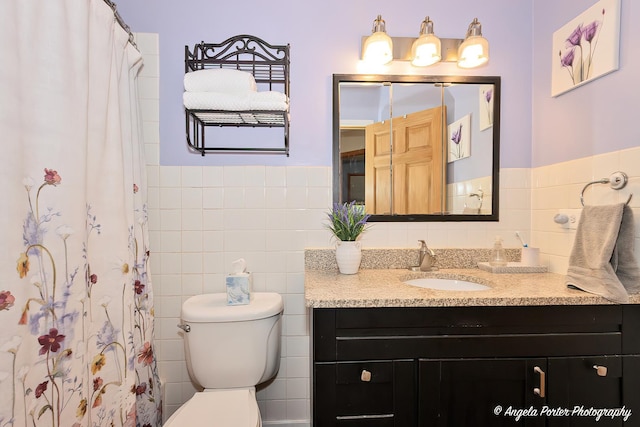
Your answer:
489,236 -> 508,267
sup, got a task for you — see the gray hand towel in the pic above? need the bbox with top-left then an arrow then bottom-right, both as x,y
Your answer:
612,205 -> 640,293
566,203 -> 628,303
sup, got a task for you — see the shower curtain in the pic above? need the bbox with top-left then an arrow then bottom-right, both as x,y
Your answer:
0,1 -> 161,426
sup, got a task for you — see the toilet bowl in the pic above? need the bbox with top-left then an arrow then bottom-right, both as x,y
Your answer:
163,388 -> 260,427
164,292 -> 283,427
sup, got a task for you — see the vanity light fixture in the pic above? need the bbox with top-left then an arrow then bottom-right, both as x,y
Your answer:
362,15 -> 393,65
457,18 -> 489,68
411,17 -> 441,67
360,15 -> 489,68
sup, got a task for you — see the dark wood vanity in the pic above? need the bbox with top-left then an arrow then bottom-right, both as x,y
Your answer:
312,304 -> 640,426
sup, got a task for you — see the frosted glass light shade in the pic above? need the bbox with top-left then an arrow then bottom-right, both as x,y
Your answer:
457,35 -> 489,68
363,31 -> 393,65
411,34 -> 441,67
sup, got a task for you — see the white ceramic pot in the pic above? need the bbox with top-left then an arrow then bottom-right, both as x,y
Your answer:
335,241 -> 362,274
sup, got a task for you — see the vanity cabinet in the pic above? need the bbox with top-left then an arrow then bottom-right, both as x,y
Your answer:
312,305 -> 640,426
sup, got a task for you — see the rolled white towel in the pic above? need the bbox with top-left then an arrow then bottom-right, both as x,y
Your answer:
184,69 -> 257,93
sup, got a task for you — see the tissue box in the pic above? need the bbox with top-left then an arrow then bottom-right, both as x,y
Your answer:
226,273 -> 252,305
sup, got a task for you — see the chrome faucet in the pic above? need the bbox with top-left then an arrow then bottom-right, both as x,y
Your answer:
418,240 -> 437,271
408,240 -> 438,271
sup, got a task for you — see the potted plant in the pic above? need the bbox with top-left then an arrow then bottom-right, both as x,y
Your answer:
326,201 -> 371,274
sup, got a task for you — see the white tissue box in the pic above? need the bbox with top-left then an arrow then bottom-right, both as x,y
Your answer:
226,273 -> 252,305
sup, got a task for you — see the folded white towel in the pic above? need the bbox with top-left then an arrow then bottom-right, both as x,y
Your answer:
183,91 -> 288,111
566,203 -> 629,303
184,69 -> 257,93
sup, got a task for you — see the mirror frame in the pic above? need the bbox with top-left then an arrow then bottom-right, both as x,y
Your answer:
332,74 -> 501,222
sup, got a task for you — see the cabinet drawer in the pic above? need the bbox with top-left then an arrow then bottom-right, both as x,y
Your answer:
337,332 -> 621,360
314,360 -> 416,426
313,306 -> 638,362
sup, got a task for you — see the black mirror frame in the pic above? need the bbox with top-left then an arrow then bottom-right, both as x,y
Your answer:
332,74 -> 501,222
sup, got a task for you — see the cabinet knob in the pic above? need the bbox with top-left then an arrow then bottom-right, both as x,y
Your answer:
593,365 -> 608,377
533,366 -> 546,398
360,369 -> 372,382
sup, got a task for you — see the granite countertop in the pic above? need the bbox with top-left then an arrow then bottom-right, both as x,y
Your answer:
304,268 -> 640,308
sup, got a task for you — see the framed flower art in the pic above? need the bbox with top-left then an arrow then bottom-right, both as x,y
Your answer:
448,114 -> 471,163
551,0 -> 621,97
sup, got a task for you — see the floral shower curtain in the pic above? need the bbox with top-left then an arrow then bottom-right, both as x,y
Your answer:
0,1 -> 161,426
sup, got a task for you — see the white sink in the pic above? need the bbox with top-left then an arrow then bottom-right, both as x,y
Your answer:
403,277 -> 490,291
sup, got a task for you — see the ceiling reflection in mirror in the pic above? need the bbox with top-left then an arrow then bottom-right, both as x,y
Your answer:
333,74 -> 500,222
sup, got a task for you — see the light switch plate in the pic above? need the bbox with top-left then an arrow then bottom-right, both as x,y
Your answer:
557,209 -> 582,230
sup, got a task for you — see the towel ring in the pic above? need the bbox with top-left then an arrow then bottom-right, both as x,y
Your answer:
580,171 -> 633,207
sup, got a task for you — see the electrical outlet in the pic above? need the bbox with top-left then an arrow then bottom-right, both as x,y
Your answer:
557,209 -> 582,230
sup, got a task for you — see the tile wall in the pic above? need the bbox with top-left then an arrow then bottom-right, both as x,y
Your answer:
136,32 -> 640,426
531,149 -> 640,274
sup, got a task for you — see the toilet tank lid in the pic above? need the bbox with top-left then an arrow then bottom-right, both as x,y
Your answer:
182,292 -> 283,322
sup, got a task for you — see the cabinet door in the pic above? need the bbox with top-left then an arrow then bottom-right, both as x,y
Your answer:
419,358 -> 546,427
546,356 -> 637,427
314,360 -> 416,426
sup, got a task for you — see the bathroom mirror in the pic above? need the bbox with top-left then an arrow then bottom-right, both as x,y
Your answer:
333,74 -> 500,222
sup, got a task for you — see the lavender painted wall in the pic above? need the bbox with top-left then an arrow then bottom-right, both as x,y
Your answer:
532,0 -> 640,167
118,0 -> 532,168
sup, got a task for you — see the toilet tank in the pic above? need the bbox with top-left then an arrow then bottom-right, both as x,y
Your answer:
180,292 -> 283,389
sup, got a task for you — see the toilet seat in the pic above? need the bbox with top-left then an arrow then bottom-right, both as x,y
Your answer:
164,389 -> 260,427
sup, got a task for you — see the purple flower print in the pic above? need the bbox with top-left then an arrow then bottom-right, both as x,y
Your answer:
483,89 -> 493,125
560,48 -> 575,67
484,89 -> 493,103
35,381 -> 48,398
38,327 -> 66,355
451,124 -> 462,145
583,21 -> 599,42
451,123 -> 463,159
565,24 -> 583,47
559,8 -> 606,86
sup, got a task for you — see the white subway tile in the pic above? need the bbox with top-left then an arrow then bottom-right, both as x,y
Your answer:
181,188 -> 202,209
284,314 -> 309,336
286,378 -> 310,400
181,231 -> 203,253
202,188 -> 224,209
159,231 -> 181,252
287,399 -> 310,421
159,253 -> 181,274
223,166 -> 247,187
180,274 -> 203,296
264,400 -> 287,422
181,167 -> 203,187
266,167 -> 287,187
202,166 -> 224,187
286,187 -> 307,209
181,209 -> 203,231
244,166 -> 266,186
286,167 -> 308,187
307,167 -> 330,188
160,209 -> 182,231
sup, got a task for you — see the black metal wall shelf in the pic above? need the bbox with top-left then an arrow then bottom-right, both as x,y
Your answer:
184,35 -> 290,156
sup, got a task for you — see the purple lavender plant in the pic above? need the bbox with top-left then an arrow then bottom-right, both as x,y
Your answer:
326,201 -> 370,241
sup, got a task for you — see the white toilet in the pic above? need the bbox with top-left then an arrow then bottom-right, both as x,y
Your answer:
164,292 -> 284,427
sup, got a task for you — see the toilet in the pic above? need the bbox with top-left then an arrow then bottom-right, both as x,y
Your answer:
164,292 -> 284,427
